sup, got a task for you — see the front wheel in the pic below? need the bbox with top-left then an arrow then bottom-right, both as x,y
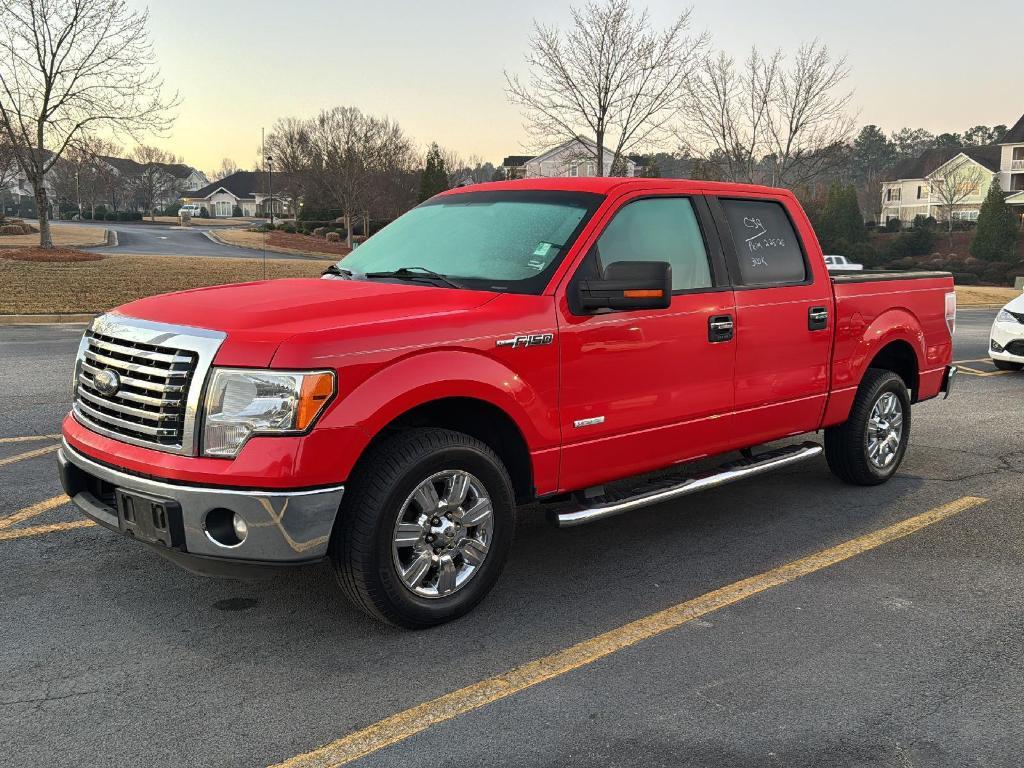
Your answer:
330,428 -> 516,628
992,359 -> 1024,372
825,369 -> 911,486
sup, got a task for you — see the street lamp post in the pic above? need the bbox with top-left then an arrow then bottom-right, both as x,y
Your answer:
265,154 -> 274,226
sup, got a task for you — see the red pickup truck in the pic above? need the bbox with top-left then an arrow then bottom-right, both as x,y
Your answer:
59,178 -> 957,627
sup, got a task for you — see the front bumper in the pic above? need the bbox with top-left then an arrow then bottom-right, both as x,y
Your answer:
58,441 -> 344,568
991,319 -> 1024,362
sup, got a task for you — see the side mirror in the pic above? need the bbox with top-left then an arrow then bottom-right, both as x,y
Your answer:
578,261 -> 672,311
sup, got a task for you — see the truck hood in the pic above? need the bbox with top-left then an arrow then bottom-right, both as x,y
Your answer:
114,278 -> 498,366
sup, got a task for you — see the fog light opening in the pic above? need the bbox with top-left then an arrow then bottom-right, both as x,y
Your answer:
232,513 -> 248,542
204,508 -> 246,548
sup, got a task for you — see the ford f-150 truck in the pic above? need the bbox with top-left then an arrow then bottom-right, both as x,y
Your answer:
58,178 -> 958,627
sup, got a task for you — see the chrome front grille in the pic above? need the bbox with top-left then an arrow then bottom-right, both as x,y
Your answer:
72,314 -> 226,455
75,331 -> 197,448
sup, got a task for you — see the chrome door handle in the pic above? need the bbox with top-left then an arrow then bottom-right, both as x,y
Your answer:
708,315 -> 734,342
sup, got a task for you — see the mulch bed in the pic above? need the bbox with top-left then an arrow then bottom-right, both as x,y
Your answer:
0,247 -> 104,263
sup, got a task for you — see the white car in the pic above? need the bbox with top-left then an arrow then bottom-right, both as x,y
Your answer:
823,255 -> 864,271
990,293 -> 1024,371
179,204 -> 203,217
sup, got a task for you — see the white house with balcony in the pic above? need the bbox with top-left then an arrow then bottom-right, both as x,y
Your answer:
880,112 -> 1024,227
879,146 -> 1001,225
997,112 -> 1024,219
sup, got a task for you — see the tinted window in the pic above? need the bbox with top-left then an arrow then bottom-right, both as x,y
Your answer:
721,199 -> 807,286
592,197 -> 712,291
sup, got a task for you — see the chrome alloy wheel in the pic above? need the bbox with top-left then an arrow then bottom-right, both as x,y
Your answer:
391,470 -> 494,599
866,392 -> 904,469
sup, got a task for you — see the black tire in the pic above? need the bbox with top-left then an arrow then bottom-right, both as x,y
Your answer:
992,359 -> 1024,372
330,428 -> 516,628
824,369 -> 911,486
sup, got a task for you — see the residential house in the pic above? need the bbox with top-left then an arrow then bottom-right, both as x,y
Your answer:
880,112 -> 1024,226
500,137 -> 638,179
879,145 -> 1001,225
181,170 -> 291,218
997,113 -> 1024,223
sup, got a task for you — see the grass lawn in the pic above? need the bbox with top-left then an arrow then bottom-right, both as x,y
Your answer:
0,252 -> 326,314
0,223 -> 107,248
955,285 -> 1021,307
210,228 -> 350,257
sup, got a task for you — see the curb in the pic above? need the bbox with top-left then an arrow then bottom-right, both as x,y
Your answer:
0,313 -> 96,325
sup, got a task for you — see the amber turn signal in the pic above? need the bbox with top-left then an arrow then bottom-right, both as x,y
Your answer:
296,372 -> 336,430
623,289 -> 664,298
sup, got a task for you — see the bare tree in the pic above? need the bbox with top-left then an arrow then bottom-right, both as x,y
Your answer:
0,0 -> 177,247
307,106 -> 415,248
0,135 -> 20,216
680,40 -> 854,188
505,0 -> 706,176
210,158 -> 239,182
131,145 -> 178,220
929,156 -> 987,246
266,118 -> 312,219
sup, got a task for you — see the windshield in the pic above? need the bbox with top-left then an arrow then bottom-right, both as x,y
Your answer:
336,190 -> 603,294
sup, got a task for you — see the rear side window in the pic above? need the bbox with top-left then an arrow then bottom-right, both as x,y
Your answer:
591,197 -> 713,292
720,199 -> 806,286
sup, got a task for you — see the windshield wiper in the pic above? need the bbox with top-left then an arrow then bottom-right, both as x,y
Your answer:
363,266 -> 464,289
322,264 -> 353,278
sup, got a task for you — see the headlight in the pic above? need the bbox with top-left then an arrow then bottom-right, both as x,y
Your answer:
202,368 -> 335,457
996,309 -> 1020,324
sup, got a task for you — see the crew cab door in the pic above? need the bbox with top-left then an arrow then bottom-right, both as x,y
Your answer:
707,194 -> 834,445
556,193 -> 736,491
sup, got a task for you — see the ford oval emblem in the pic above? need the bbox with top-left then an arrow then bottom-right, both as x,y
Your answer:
93,369 -> 121,396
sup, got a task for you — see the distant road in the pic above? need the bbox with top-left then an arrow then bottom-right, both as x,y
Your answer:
60,220 -> 315,261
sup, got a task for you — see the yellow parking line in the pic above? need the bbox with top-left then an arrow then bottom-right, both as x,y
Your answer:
0,434 -> 61,445
0,520 -> 95,542
272,495 -> 987,768
0,494 -> 69,530
0,444 -> 60,468
957,366 -> 1010,378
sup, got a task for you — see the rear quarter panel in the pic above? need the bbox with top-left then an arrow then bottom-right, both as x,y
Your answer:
824,275 -> 954,427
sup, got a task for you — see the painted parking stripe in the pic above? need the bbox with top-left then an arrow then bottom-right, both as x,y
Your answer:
0,434 -> 61,445
271,495 -> 987,768
0,520 -> 95,542
0,444 -> 60,468
0,494 -> 69,530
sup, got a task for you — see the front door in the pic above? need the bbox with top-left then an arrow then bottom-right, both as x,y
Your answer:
556,193 -> 736,492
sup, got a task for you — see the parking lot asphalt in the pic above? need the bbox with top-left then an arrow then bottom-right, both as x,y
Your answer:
1,308 -> 1022,767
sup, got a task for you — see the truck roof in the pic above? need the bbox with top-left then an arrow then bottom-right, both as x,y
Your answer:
439,177 -> 794,198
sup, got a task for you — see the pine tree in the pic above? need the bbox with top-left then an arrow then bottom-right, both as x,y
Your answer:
971,178 -> 1019,262
418,143 -> 449,202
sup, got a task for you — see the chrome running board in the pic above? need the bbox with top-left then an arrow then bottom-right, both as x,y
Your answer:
551,442 -> 823,528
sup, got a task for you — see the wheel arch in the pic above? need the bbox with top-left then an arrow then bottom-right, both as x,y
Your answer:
356,397 -> 536,504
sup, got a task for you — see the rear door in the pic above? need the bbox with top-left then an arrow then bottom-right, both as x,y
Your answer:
555,191 -> 736,491
708,194 -> 834,445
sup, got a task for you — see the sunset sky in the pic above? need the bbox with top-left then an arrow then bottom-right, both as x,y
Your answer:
133,0 -> 1022,174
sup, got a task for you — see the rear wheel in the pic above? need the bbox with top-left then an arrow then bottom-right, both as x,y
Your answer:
992,359 -> 1024,372
825,369 -> 911,486
330,428 -> 516,628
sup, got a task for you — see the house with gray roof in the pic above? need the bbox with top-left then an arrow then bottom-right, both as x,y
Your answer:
880,113 -> 1024,226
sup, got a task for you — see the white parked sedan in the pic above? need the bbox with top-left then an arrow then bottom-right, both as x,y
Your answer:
990,293 -> 1024,371
823,255 -> 864,271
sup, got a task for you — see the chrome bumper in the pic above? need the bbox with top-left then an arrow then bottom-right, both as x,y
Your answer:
58,441 -> 344,564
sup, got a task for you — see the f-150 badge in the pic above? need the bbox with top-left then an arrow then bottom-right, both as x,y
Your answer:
495,333 -> 554,349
